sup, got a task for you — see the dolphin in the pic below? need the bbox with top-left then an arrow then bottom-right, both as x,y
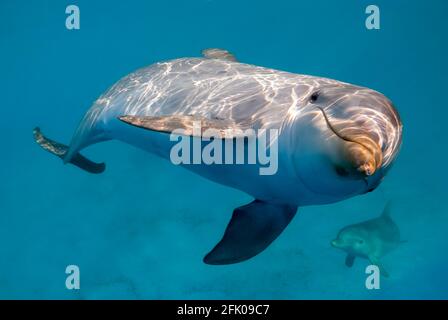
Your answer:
331,203 -> 403,277
33,49 -> 403,265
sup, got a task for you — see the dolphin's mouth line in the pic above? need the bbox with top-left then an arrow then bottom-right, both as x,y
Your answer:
316,107 -> 371,152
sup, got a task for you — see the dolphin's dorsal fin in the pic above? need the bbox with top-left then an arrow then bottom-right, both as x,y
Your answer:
203,200 -> 298,265
201,48 -> 237,62
119,115 -> 254,139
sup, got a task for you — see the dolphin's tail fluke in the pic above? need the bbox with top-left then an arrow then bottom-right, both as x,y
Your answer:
33,127 -> 105,174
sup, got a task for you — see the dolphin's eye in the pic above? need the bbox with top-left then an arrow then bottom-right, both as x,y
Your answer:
334,165 -> 349,177
309,92 -> 320,103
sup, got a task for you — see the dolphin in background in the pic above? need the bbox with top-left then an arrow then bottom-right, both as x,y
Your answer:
33,49 -> 403,265
331,203 -> 404,277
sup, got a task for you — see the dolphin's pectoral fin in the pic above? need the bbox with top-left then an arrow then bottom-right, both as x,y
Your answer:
119,115 -> 254,139
201,48 -> 237,61
368,255 -> 389,278
203,200 -> 298,265
33,127 -> 105,174
345,254 -> 356,267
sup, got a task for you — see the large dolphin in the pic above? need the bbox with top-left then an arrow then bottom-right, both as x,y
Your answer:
33,49 -> 403,265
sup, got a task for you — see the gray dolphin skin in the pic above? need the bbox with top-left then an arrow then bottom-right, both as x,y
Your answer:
34,49 -> 403,265
331,203 -> 403,277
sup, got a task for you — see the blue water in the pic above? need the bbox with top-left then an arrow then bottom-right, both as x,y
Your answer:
1,0 -> 447,299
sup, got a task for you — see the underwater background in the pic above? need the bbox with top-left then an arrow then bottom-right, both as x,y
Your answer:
1,0 -> 447,299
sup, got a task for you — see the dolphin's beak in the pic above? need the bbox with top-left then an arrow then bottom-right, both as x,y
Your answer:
342,135 -> 383,176
318,107 -> 383,177
331,239 -> 340,247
